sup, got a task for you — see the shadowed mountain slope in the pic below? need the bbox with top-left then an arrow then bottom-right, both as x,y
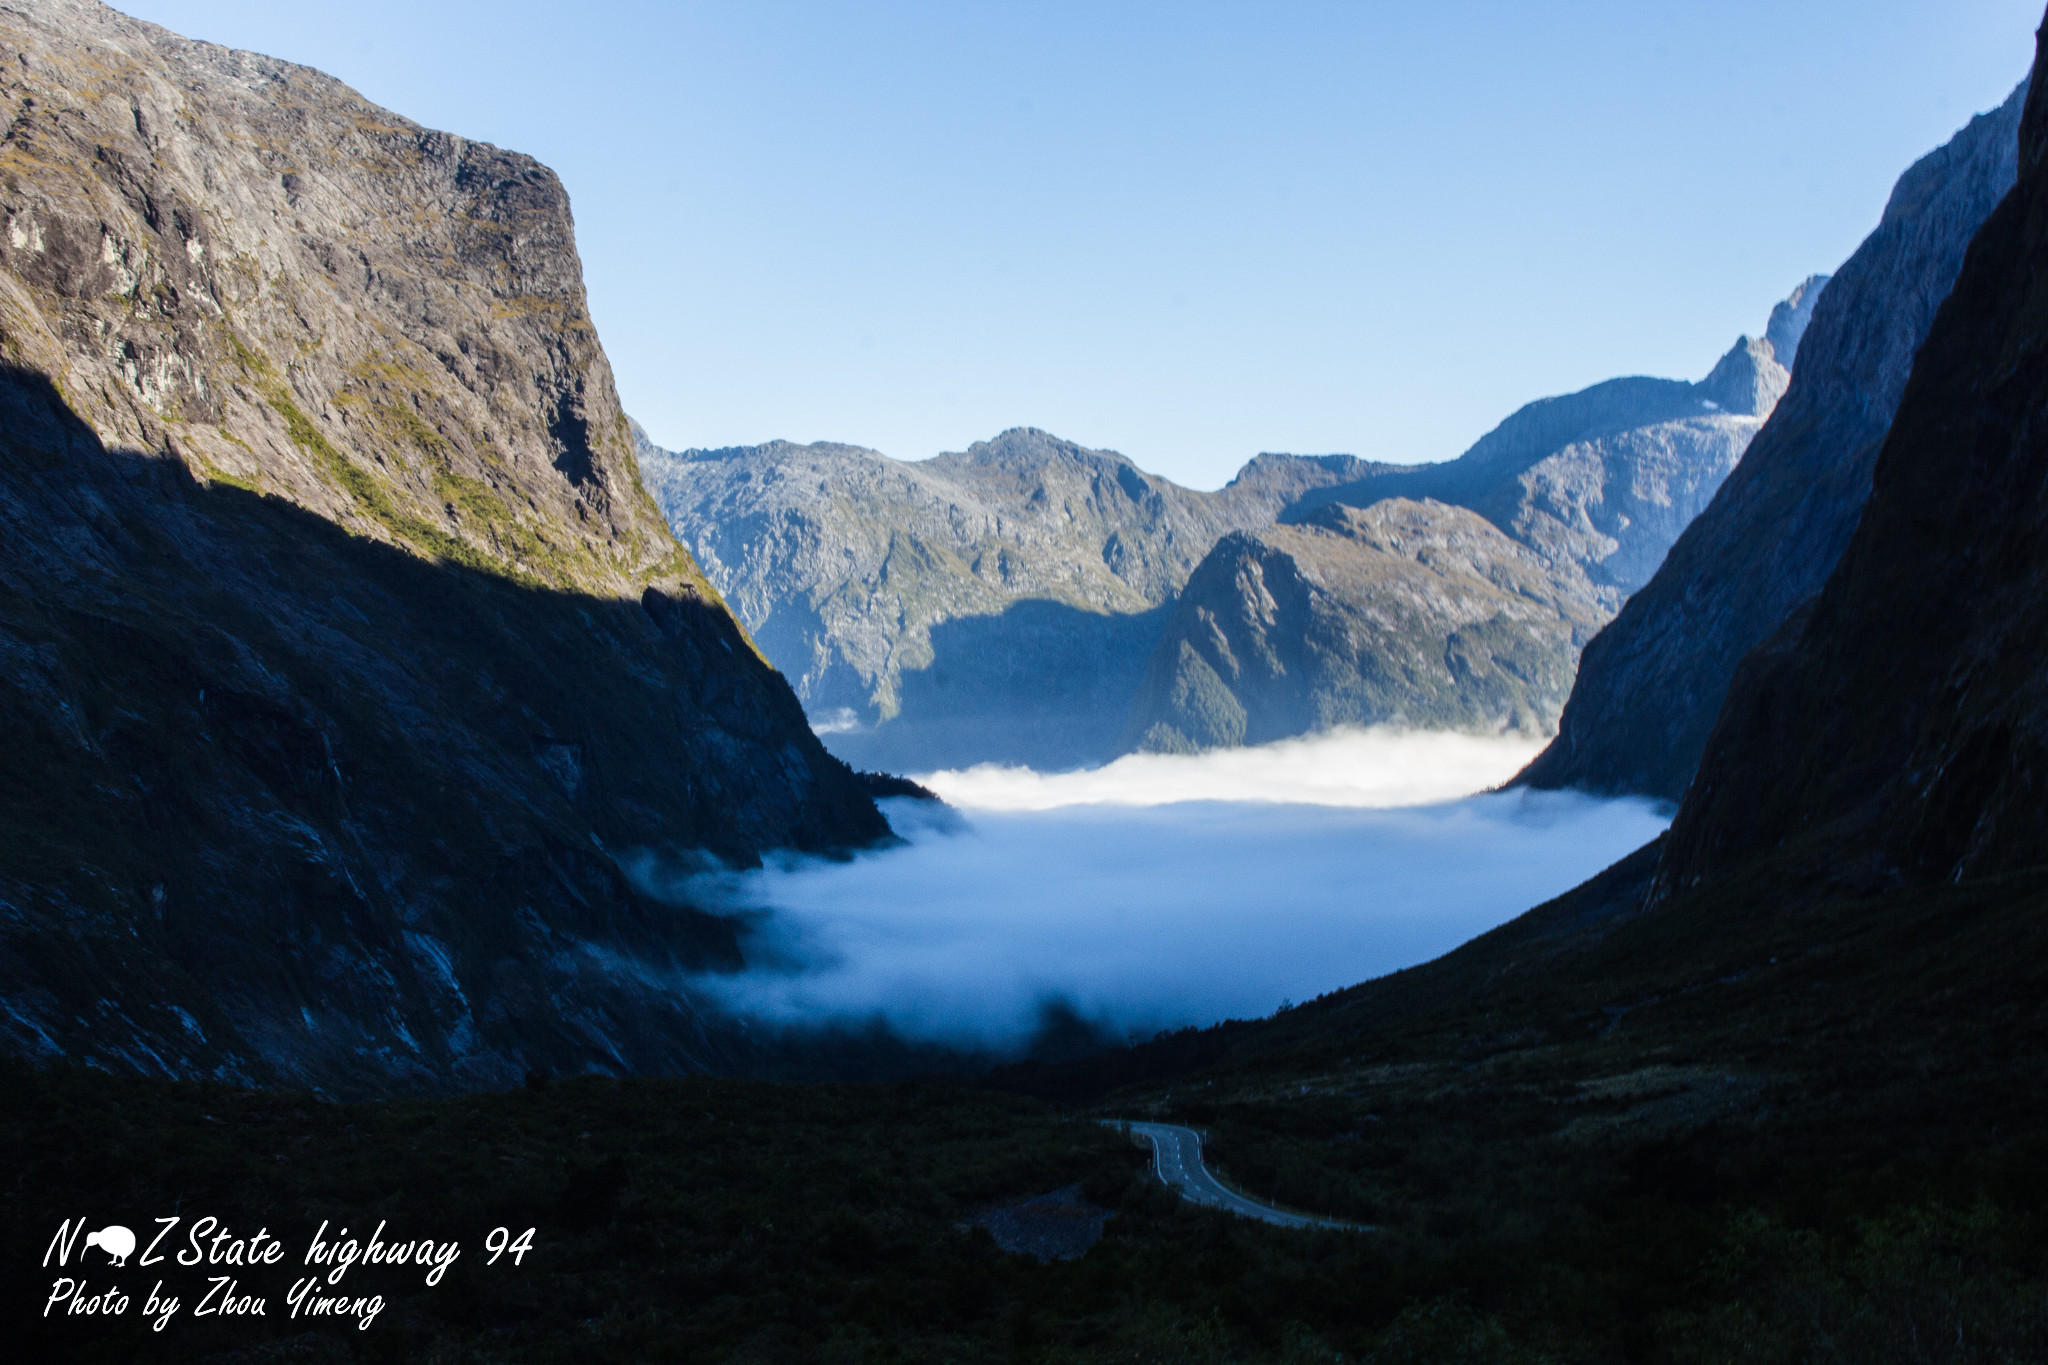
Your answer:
637,424 -> 1380,770
1518,80 -> 2027,800
1118,500 -> 1603,752
0,0 -> 883,1095
1659,61 -> 2048,894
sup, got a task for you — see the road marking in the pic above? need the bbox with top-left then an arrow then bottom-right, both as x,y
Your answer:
1103,1121 -> 1368,1231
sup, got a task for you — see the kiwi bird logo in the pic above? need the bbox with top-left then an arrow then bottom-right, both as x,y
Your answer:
85,1225 -> 136,1266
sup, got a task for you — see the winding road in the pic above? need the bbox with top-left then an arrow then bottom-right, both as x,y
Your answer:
1107,1121 -> 1364,1231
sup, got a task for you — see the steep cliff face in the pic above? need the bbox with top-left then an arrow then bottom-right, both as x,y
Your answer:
1764,272 -> 1827,366
1119,500 -> 1602,753
1518,82 -> 2026,800
1659,56 -> 2048,893
0,0 -> 884,1094
638,424 -> 1381,770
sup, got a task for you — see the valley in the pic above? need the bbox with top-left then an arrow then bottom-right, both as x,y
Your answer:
672,740 -> 1666,1053
3,0 -> 2046,1361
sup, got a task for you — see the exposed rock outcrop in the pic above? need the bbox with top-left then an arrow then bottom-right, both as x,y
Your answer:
1119,500 -> 1602,753
1660,58 -> 2048,890
1517,81 -> 2027,800
1120,293 -> 1814,754
637,424 -> 1381,770
0,0 -> 884,1094
1764,272 -> 1827,368
646,286 -> 1810,768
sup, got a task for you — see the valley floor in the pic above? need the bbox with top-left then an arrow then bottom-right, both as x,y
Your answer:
9,843 -> 2047,1365
8,807 -> 2045,1365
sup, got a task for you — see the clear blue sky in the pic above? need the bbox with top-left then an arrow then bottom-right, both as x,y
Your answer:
120,1 -> 2041,488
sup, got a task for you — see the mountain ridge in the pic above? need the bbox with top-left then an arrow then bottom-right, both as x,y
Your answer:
0,0 -> 883,1096
642,289 -> 1812,769
1517,80 -> 2028,799
636,424 -> 1385,769
1114,295 -> 1815,754
1117,498 -> 1603,752
1657,58 -> 2048,894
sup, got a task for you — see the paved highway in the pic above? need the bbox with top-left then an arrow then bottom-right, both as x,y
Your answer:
1108,1121 -> 1364,1231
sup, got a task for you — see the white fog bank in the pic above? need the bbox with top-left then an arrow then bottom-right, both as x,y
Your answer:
919,726 -> 1550,810
678,730 -> 1668,1050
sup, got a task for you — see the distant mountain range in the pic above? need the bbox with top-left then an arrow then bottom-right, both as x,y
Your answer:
1123,316 -> 1813,754
634,427 -> 1376,769
639,289 -> 1819,770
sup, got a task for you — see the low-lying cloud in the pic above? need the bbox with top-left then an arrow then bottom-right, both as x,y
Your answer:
671,729 -> 1669,1052
919,726 -> 1549,810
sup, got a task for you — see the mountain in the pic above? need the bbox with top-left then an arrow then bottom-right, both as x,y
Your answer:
1765,271 -> 1828,363
983,57 -> 2048,1354
1516,81 -> 2027,800
1120,298 -> 1813,752
1117,499 -> 1602,752
1066,42 -> 2048,1186
645,291 -> 1809,769
1282,316 -> 1810,612
0,0 -> 883,1095
636,425 -> 1382,771
1659,66 -> 2048,893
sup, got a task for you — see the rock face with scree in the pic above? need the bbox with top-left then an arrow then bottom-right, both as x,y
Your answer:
0,0 -> 884,1094
1119,287 -> 1818,754
1517,81 -> 2028,800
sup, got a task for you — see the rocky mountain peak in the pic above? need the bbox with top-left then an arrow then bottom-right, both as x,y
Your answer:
1226,452 -> 1383,491
1695,335 -> 1791,417
1764,272 -> 1831,370
954,425 -> 1120,469
1117,493 -> 1603,754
